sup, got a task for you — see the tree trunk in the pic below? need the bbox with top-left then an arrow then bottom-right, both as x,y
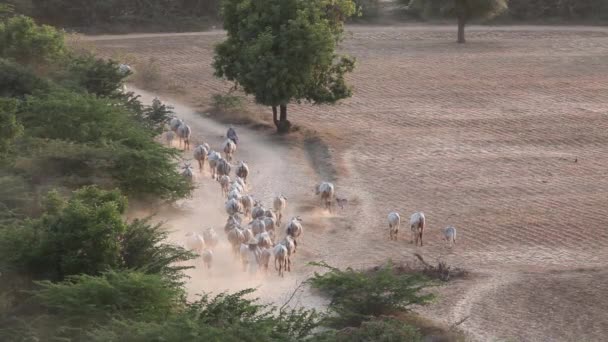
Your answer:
272,106 -> 278,127
272,104 -> 291,133
457,14 -> 466,44
456,0 -> 468,44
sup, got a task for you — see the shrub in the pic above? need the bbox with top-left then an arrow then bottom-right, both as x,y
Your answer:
0,15 -> 65,66
0,58 -> 50,98
308,261 -> 435,327
313,318 -> 422,342
60,54 -> 129,98
0,98 -> 24,158
211,93 -> 245,113
352,0 -> 381,21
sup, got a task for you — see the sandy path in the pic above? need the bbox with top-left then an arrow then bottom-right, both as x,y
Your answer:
86,25 -> 608,341
131,88 -> 330,310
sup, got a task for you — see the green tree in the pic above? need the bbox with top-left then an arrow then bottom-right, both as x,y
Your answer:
0,15 -> 65,65
213,0 -> 357,133
0,99 -> 23,158
308,261 -> 435,327
407,0 -> 507,43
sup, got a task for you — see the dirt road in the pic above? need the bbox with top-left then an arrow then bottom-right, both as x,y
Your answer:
87,25 -> 608,341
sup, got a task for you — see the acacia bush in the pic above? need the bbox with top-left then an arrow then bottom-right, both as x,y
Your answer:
0,15 -> 65,65
309,261 -> 435,327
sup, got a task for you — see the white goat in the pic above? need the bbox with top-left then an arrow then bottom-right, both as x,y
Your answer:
169,117 -> 183,133
285,217 -> 303,253
219,175 -> 231,197
273,194 -> 287,226
240,195 -> 254,218
207,150 -> 221,179
442,226 -> 457,246
315,181 -> 335,212
250,219 -> 266,235
410,212 -> 426,247
177,122 -> 192,150
273,244 -> 288,277
388,212 -> 401,241
203,228 -> 219,250
193,144 -> 208,172
235,161 -> 249,184
227,228 -> 245,256
185,232 -> 205,255
118,63 -> 132,75
259,248 -> 272,273
202,249 -> 213,269
181,162 -> 194,182
223,138 -> 237,161
216,158 -> 231,178
225,198 -> 243,216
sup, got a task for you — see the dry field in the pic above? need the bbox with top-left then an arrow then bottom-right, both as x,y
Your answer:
85,25 -> 608,341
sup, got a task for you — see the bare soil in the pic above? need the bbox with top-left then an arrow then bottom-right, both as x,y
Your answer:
83,25 -> 608,341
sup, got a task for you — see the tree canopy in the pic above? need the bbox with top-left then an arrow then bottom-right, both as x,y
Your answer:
407,0 -> 508,43
213,0 -> 357,132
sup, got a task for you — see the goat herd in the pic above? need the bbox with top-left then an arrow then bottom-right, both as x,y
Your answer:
162,115 -> 339,278
162,114 -> 458,279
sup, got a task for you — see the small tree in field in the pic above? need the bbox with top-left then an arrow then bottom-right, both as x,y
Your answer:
408,0 -> 507,43
213,0 -> 357,133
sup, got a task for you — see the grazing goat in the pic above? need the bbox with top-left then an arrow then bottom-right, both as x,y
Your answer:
259,248 -> 272,272
273,244 -> 288,277
256,232 -> 273,249
273,195 -> 287,226
315,181 -> 335,212
227,228 -> 245,256
193,144 -> 208,172
177,122 -> 192,150
251,203 -> 266,220
203,228 -> 219,249
442,226 -> 457,246
207,150 -> 221,180
227,189 -> 241,201
235,161 -> 249,183
118,63 -> 132,75
165,131 -> 175,147
223,139 -> 237,161
250,219 -> 266,235
224,215 -> 241,234
169,117 -> 182,133
240,195 -> 254,218
185,232 -> 205,255
263,217 -> 276,236
181,162 -> 194,182
410,212 -> 426,246
202,249 -> 213,269
219,175 -> 231,197
217,158 -> 231,178
279,236 -> 296,272
286,217 -> 303,253
388,212 -> 401,241
225,198 -> 243,216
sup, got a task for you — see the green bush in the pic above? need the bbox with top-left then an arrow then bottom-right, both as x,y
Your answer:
211,93 -> 245,113
60,54 -> 129,98
352,0 -> 381,21
0,98 -> 24,158
0,15 -> 65,66
314,318 -> 422,342
309,261 -> 435,327
0,58 -> 50,98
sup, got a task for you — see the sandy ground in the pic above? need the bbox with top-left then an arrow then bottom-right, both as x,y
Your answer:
84,25 -> 608,341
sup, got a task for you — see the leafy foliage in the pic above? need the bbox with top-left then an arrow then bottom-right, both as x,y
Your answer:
0,99 -> 23,158
406,0 -> 507,42
0,15 -> 66,65
309,261 -> 435,327
213,0 -> 357,131
506,0 -> 608,21
0,59 -> 50,98
313,318 -> 422,342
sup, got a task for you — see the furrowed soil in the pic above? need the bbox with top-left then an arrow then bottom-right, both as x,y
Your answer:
82,25 -> 608,341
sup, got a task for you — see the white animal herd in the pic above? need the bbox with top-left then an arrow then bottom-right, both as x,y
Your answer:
172,116 -> 457,281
